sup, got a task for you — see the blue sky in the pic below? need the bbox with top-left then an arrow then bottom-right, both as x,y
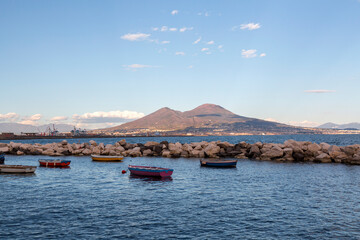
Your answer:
1,0 -> 360,129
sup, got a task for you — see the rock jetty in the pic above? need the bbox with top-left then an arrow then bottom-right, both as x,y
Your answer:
0,139 -> 360,165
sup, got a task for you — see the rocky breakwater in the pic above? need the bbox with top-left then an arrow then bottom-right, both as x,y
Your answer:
0,139 -> 360,165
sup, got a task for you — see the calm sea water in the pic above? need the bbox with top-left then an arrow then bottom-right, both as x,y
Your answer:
1,135 -> 360,239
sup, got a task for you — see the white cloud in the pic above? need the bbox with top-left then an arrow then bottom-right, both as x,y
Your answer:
193,37 -> 201,44
73,110 -> 145,124
123,64 -> 156,70
19,114 -> 42,125
188,65 -> 194,69
232,23 -> 261,31
242,49 -> 257,58
218,45 -> 223,49
179,27 -> 193,32
161,26 -> 168,32
207,40 -> 214,45
175,52 -> 185,56
288,120 -> 320,128
152,27 -> 159,31
50,116 -> 68,122
260,53 -> 266,57
161,40 -> 170,44
0,112 -> 20,122
198,11 -> 210,17
240,23 -> 261,30
121,33 -> 150,41
304,90 -> 336,93
171,10 -> 178,15
169,28 -> 177,32
201,48 -> 209,52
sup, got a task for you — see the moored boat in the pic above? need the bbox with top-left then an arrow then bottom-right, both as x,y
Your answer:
91,155 -> 124,162
128,165 -> 173,178
0,165 -> 37,173
200,159 -> 238,168
0,153 -> 4,164
39,159 -> 71,167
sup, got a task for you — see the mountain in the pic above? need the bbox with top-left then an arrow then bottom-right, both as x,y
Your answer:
317,122 -> 360,130
103,104 -> 313,135
0,123 -> 76,134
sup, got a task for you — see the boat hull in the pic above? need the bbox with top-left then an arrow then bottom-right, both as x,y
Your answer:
0,165 -> 37,173
39,159 -> 71,167
200,159 -> 238,168
91,155 -> 124,162
128,165 -> 173,178
0,154 -> 4,164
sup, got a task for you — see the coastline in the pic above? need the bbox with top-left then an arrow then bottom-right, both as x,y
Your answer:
1,139 -> 359,165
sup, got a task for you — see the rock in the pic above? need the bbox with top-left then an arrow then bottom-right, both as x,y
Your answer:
0,143 -> 8,148
320,143 -> 331,153
248,145 -> 261,159
89,140 -> 97,146
182,144 -> 193,152
204,143 -> 220,158
235,153 -> 247,159
293,152 -> 305,161
168,143 -> 182,157
144,141 -> 159,147
43,149 -> 55,155
82,149 -> 92,155
283,148 -> 294,161
162,150 -> 171,158
143,149 -> 153,156
153,145 -> 163,155
0,147 -> 9,153
160,141 -> 169,148
315,153 -> 332,163
260,145 -> 284,160
307,143 -> 321,153
116,146 -> 125,152
129,147 -> 141,157
92,146 -> 101,155
61,140 -> 68,145
343,145 -> 359,157
16,150 -> 24,155
118,139 -> 126,146
180,151 -> 189,158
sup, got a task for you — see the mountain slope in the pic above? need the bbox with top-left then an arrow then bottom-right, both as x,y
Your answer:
317,122 -> 360,130
103,104 -> 311,134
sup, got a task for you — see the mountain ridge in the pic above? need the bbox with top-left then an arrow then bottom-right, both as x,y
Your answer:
103,104 -> 314,134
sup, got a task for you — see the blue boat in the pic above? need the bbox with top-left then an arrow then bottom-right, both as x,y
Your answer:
200,159 -> 237,168
0,154 -> 4,164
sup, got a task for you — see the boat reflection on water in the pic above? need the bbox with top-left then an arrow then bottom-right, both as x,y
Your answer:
129,174 -> 173,182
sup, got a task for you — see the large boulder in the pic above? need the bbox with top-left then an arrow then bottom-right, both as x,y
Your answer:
82,149 -> 92,155
260,145 -> 284,160
89,140 -> 97,146
247,145 -> 261,159
144,141 -> 159,147
143,149 -> 153,156
0,146 -> 9,153
204,143 -> 220,158
315,153 -> 332,163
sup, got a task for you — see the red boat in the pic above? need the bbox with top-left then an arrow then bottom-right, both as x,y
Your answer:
128,165 -> 173,178
39,159 -> 71,167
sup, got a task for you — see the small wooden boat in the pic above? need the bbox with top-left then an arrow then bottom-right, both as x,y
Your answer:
200,159 -> 238,168
39,159 -> 71,167
0,154 -> 4,164
0,165 -> 37,173
91,155 -> 124,162
128,165 -> 174,178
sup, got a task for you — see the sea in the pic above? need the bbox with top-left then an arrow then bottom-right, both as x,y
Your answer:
1,134 -> 360,239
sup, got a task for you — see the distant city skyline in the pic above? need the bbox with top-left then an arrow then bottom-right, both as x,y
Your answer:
1,0 -> 360,129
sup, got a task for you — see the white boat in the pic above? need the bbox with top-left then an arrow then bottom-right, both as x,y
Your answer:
0,165 -> 37,173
